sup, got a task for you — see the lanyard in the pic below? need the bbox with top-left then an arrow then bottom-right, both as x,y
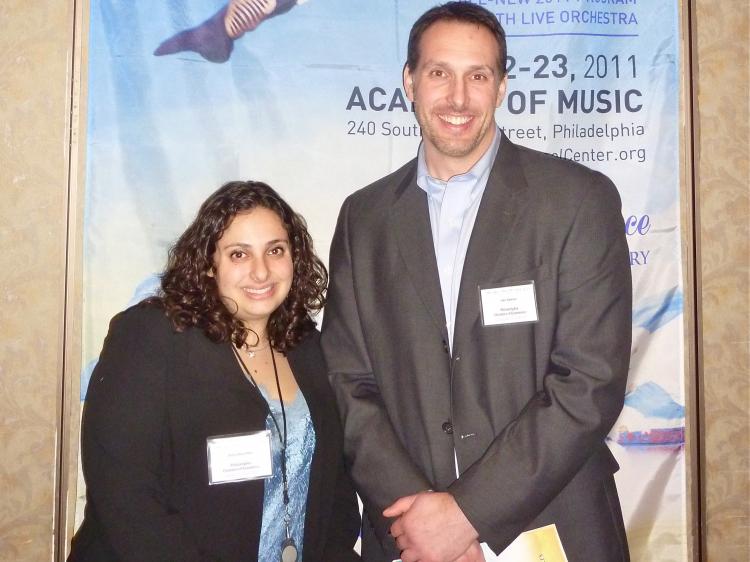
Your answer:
232,344 -> 298,562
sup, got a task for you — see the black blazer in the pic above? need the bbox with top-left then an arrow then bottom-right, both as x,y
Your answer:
69,304 -> 360,561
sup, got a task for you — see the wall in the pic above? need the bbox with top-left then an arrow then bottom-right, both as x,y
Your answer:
694,0 -> 750,560
0,1 -> 76,561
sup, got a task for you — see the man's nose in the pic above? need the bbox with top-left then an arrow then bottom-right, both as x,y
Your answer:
448,77 -> 467,109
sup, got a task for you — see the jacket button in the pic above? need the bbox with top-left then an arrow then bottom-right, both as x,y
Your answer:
442,421 -> 454,434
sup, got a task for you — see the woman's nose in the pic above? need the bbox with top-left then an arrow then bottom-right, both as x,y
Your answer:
248,257 -> 269,281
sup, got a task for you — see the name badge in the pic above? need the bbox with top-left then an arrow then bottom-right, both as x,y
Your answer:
479,281 -> 539,326
206,431 -> 273,485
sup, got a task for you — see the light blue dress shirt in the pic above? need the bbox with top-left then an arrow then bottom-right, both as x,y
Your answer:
416,128 -> 502,350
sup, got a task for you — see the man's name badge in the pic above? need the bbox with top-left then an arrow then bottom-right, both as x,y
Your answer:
206,431 -> 273,485
479,281 -> 539,326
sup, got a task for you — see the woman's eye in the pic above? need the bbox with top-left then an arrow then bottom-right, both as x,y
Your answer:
230,250 -> 245,259
269,247 -> 284,256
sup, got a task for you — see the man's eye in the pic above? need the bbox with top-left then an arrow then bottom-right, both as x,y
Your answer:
430,69 -> 445,78
472,73 -> 487,81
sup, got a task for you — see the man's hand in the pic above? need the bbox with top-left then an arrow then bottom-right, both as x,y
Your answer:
452,540 -> 486,562
384,491 -> 479,562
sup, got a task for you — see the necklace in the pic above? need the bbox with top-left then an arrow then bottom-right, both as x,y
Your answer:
231,344 -> 298,562
244,340 -> 270,359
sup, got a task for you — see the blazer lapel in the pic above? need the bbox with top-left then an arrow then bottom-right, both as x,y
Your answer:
190,334 -> 270,412
453,135 -> 531,343
390,168 -> 448,339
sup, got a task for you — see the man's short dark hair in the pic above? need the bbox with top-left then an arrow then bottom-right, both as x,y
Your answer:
406,1 -> 507,76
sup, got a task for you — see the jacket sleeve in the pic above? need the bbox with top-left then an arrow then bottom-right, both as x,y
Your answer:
80,307 -> 211,562
321,196 -> 433,542
449,174 -> 632,553
321,454 -> 363,561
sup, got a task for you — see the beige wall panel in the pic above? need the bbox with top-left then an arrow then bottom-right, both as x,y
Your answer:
0,1 -> 75,561
694,0 -> 750,559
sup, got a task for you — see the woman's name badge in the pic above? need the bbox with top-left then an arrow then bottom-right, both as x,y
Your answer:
479,281 -> 539,326
206,431 -> 273,485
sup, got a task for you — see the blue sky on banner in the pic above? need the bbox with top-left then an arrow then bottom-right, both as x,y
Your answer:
86,0 -> 678,214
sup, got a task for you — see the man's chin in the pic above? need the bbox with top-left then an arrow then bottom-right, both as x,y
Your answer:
430,139 -> 483,160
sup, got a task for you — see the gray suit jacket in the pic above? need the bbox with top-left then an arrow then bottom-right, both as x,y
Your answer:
322,134 -> 632,561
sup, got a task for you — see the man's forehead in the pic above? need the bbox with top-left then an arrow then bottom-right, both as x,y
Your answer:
415,21 -> 501,69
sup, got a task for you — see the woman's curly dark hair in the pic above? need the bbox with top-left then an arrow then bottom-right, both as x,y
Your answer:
146,180 -> 327,353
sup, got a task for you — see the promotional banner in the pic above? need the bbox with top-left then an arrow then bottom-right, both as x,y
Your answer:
80,1 -> 686,559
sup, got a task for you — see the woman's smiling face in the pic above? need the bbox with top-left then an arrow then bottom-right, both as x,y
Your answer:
210,207 -> 293,334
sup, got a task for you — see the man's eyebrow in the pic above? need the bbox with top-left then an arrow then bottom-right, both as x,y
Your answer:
421,60 -> 497,74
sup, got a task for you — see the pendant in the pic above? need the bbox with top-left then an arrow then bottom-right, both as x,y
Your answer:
245,342 -> 268,359
280,538 -> 298,562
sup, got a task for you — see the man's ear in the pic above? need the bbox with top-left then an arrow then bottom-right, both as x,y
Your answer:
403,64 -> 415,102
495,74 -> 508,108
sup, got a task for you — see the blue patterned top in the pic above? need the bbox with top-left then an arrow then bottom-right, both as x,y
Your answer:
257,386 -> 316,561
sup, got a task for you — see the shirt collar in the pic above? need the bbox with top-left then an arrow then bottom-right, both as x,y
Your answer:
416,127 -> 502,200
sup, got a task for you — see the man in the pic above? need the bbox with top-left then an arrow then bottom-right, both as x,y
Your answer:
322,3 -> 631,561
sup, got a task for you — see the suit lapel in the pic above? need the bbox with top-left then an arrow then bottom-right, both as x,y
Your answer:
453,135 -> 531,344
390,167 -> 448,339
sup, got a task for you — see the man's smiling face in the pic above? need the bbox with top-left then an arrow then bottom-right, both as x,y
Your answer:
404,20 -> 507,180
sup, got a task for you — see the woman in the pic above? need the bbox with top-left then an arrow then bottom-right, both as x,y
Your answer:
69,181 -> 360,561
